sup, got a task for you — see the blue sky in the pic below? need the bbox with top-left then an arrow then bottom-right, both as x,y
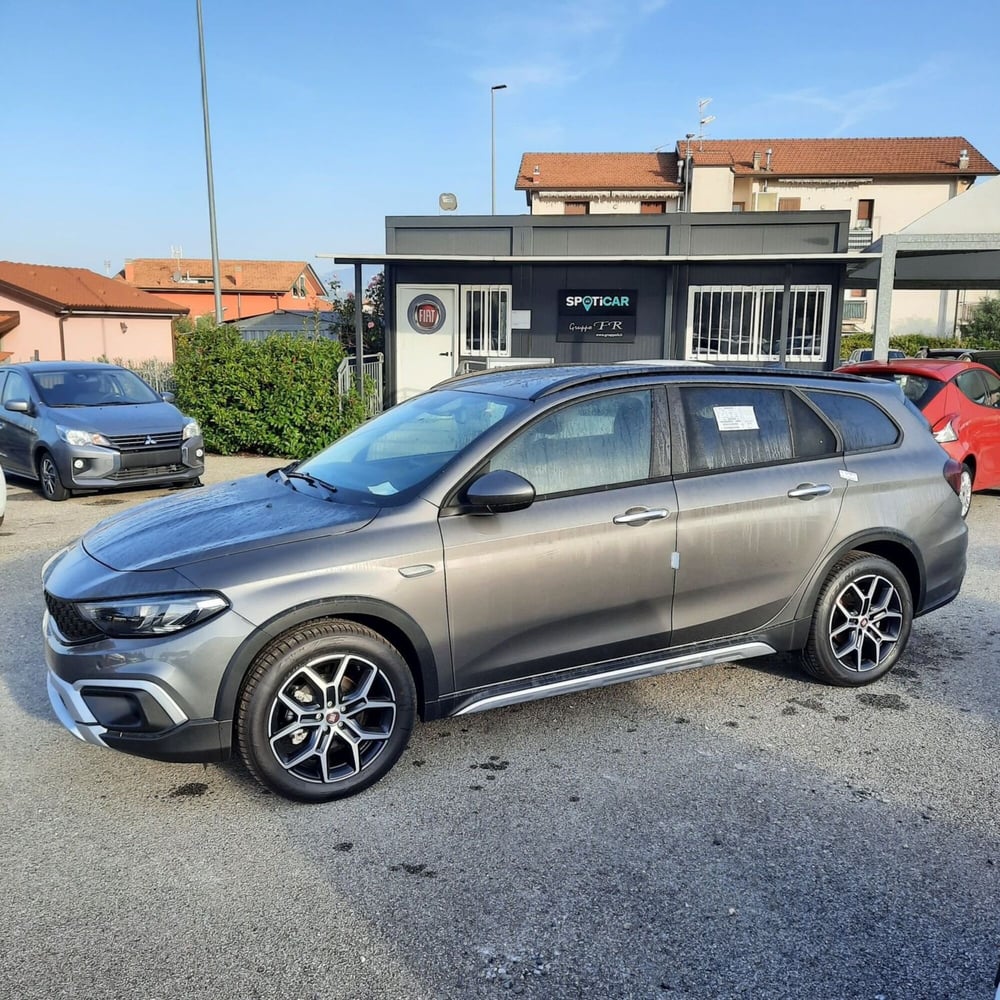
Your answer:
4,0 -> 999,287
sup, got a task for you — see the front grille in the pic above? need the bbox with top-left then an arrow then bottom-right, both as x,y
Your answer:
107,463 -> 187,482
105,430 -> 184,450
45,592 -> 103,644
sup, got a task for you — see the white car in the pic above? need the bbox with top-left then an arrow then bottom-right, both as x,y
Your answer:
0,464 -> 6,527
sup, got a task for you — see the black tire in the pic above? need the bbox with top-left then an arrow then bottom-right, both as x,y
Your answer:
237,619 -> 416,802
958,463 -> 973,519
799,552 -> 913,686
38,450 -> 70,501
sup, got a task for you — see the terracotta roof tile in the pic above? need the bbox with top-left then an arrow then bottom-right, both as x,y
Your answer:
122,259 -> 324,294
516,138 -> 997,190
516,153 -> 683,191
683,137 -> 997,176
0,261 -> 187,314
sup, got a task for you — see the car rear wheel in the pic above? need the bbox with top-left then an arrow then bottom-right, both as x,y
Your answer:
38,450 -> 70,501
237,619 -> 416,802
800,552 -> 912,686
958,463 -> 973,519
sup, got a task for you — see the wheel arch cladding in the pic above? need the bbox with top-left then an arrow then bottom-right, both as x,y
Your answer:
214,598 -> 440,727
798,534 -> 924,622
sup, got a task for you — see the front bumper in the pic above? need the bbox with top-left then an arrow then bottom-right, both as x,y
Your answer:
43,593 -> 254,764
57,435 -> 205,490
46,669 -> 233,763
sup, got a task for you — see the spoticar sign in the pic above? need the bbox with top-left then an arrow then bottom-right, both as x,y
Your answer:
557,289 -> 637,343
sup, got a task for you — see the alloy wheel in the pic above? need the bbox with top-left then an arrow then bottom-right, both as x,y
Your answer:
266,651 -> 397,784
827,572 -> 904,674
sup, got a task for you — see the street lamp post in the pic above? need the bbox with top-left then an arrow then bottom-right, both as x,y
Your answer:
196,0 -> 223,324
491,84 -> 507,215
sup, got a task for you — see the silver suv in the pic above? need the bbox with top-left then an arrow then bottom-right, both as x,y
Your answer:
43,364 -> 967,802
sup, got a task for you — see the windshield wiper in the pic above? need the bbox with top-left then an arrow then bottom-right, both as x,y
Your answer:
280,469 -> 338,498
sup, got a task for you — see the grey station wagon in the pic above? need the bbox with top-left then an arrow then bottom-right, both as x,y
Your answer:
43,364 -> 967,802
0,361 -> 204,500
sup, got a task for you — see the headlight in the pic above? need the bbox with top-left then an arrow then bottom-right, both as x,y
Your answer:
75,593 -> 229,637
182,420 -> 201,441
57,425 -> 112,448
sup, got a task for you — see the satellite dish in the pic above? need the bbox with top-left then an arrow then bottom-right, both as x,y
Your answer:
439,192 -> 458,211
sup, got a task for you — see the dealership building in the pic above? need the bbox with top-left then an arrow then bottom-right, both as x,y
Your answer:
330,209 -> 865,404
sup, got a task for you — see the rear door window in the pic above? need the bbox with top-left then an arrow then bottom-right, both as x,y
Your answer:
677,386 -> 835,473
956,368 -> 1000,408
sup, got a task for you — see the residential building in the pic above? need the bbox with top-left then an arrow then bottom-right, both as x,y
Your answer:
0,261 -> 186,364
516,138 -> 999,336
117,259 -> 332,322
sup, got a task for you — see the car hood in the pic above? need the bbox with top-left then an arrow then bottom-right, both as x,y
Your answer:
83,473 -> 378,572
44,400 -> 193,434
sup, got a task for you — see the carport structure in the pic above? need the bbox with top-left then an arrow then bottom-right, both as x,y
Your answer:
861,174 -> 1000,356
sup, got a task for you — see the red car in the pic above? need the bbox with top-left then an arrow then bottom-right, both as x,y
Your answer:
838,358 -> 1000,517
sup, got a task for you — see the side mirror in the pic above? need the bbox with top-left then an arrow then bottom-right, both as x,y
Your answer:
161,391 -> 176,403
465,469 -> 535,514
4,399 -> 33,415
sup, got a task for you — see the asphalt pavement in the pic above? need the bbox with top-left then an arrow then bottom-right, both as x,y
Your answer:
1,458 -> 997,1000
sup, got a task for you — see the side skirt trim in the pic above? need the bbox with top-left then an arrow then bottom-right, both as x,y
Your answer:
453,641 -> 775,716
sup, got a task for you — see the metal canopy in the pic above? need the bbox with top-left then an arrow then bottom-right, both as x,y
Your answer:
863,176 -> 1000,353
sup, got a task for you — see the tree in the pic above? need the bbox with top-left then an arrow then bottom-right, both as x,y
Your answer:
960,296 -> 1000,346
327,270 -> 385,353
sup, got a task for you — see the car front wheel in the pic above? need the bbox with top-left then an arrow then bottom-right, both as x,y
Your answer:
237,619 -> 416,802
38,450 -> 70,501
800,552 -> 912,686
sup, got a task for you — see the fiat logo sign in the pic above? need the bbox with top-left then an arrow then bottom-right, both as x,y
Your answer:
407,294 -> 446,334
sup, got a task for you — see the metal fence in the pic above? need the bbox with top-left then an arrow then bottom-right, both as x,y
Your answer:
338,353 -> 384,416
127,359 -> 177,394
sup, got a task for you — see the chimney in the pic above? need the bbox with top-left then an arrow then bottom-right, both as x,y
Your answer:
752,151 -> 761,171
233,265 -> 243,287
765,148 -> 773,171
958,149 -> 970,170
532,164 -> 540,183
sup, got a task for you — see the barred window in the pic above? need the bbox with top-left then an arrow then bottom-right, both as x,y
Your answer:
687,285 -> 830,363
462,285 -> 512,358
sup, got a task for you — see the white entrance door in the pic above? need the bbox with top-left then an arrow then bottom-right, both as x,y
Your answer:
394,284 -> 459,402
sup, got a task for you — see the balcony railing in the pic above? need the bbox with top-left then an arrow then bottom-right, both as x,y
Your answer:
848,226 -> 874,251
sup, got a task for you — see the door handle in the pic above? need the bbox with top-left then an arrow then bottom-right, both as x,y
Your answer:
787,483 -> 832,499
613,507 -> 670,525
438,352 -> 452,356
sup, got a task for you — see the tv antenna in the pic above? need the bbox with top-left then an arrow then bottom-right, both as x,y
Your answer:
697,97 -> 716,150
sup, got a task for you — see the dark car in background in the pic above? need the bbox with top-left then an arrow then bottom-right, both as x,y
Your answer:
0,361 -> 203,501
43,363 -> 967,803
838,357 -> 1000,517
915,346 -> 1000,376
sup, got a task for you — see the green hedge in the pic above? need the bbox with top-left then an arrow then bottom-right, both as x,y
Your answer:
173,327 -> 370,460
839,332 -> 974,361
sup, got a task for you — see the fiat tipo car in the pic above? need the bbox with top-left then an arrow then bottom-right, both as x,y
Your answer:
43,364 -> 967,802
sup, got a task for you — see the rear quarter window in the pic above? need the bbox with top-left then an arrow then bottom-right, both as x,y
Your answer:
805,391 -> 900,451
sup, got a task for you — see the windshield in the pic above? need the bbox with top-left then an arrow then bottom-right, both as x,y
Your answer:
32,368 -> 161,406
296,388 -> 526,503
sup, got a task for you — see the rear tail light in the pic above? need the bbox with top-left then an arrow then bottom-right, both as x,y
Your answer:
932,415 -> 959,443
943,458 -> 964,498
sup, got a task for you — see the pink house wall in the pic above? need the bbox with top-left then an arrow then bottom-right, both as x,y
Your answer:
0,292 -> 175,363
